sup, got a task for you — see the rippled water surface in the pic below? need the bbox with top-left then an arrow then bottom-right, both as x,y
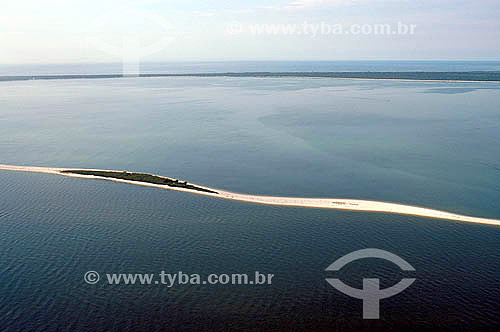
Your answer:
0,76 -> 499,331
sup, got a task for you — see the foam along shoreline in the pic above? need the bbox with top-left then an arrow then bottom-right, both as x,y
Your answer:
1,164 -> 499,227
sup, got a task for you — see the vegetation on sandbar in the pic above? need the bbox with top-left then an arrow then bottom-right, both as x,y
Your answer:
60,170 -> 218,194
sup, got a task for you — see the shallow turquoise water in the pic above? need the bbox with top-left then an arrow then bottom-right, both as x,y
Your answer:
0,77 -> 499,330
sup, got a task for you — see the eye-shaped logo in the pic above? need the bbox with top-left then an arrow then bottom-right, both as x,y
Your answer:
325,248 -> 415,319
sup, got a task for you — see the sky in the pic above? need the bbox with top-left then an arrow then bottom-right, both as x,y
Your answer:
1,0 -> 499,63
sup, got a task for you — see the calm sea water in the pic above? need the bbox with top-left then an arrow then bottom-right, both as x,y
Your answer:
2,60 -> 500,76
0,71 -> 499,330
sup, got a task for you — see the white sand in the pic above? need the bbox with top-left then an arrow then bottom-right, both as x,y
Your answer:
1,164 -> 499,227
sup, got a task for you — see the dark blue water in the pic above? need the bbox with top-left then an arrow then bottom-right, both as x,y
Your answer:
1,75 -> 499,331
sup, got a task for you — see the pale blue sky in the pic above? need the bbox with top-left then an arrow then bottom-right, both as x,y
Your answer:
1,0 -> 499,63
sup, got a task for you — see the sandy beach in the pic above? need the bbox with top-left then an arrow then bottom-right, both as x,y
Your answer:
1,164 -> 499,227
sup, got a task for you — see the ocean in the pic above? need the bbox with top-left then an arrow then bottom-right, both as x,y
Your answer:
0,62 -> 499,330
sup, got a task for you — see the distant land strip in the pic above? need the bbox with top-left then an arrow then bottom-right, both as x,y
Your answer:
1,71 -> 500,82
1,164 -> 499,227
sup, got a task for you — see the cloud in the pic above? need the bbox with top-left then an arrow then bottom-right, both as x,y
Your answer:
269,0 -> 361,10
193,11 -> 216,17
287,0 -> 355,9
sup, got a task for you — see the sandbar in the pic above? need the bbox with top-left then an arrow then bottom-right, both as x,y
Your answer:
1,164 -> 499,227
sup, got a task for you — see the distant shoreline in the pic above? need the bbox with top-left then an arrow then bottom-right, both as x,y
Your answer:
1,164 -> 499,227
1,71 -> 500,83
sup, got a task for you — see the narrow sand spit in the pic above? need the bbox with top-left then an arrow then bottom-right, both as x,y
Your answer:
1,164 -> 499,226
